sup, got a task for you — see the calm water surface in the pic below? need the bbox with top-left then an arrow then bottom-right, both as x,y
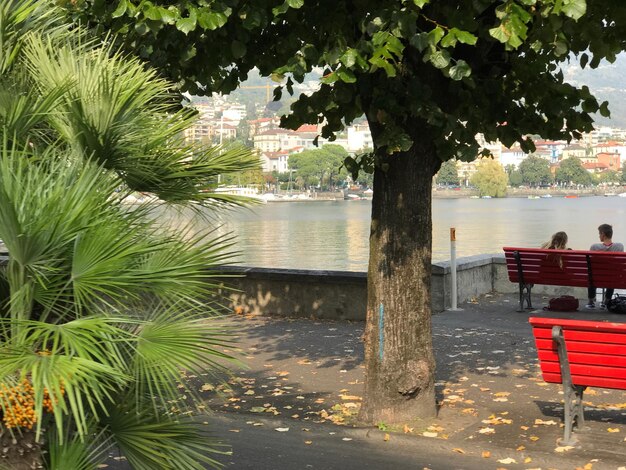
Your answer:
191,196 -> 626,272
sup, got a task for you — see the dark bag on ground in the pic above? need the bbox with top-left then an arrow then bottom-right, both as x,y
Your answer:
607,296 -> 626,314
544,295 -> 579,311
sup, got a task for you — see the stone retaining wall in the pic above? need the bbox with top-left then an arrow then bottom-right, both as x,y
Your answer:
213,255 -> 587,320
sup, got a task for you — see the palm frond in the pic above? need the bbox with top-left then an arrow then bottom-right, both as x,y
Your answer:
104,405 -> 229,470
46,425 -> 113,470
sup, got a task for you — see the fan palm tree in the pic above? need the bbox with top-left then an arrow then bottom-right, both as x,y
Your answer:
0,1 -> 259,468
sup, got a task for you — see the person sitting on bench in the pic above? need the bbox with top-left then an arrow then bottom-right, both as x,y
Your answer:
586,223 -> 624,309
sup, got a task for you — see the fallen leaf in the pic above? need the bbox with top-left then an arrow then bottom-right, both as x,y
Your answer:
422,431 -> 438,438
529,436 -> 540,441
534,419 -> 557,426
608,428 -> 620,433
304,441 -> 312,445
342,437 -> 352,441
403,424 -> 414,434
516,445 -> 526,451
482,451 -> 491,458
524,457 -> 532,463
200,383 -> 215,392
384,433 -> 390,441
275,427 -> 290,432
497,457 -> 517,464
228,429 -> 240,433
555,445 -> 575,452
452,448 -> 465,454
478,427 -> 495,434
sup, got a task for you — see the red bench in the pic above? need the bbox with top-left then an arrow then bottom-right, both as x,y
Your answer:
503,247 -> 626,311
529,316 -> 626,445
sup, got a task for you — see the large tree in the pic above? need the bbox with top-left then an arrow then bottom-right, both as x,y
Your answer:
471,159 -> 508,197
436,160 -> 460,186
518,154 -> 553,187
67,0 -> 626,424
556,156 -> 594,185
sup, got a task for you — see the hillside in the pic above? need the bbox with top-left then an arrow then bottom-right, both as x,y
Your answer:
563,54 -> 626,129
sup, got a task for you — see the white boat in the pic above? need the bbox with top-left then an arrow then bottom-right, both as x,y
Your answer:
540,194 -> 552,198
619,192 -> 626,198
212,186 -> 267,203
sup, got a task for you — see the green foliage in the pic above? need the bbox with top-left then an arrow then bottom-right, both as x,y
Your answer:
597,170 -> 620,184
0,1 -> 258,467
555,157 -> 593,185
65,0 -> 624,174
509,169 -> 523,187
470,159 -> 508,197
288,144 -> 348,190
435,160 -> 459,186
622,163 -> 626,183
518,155 -> 553,187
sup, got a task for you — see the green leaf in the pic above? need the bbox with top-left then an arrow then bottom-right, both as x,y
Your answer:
341,49 -> 360,68
143,5 -> 162,21
197,11 -> 228,30
231,40 -> 247,59
320,72 -> 339,84
561,0 -> 587,21
287,0 -> 305,8
337,68 -> 357,83
428,26 -> 445,46
455,29 -> 478,45
599,101 -> 611,118
429,49 -> 450,69
489,25 -> 510,43
175,10 -> 197,35
410,32 -> 430,52
580,52 -> 589,69
112,0 -> 128,18
449,60 -> 471,80
441,30 -> 458,48
413,0 -> 430,7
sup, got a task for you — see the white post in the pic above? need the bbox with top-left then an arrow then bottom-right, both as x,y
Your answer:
448,227 -> 462,311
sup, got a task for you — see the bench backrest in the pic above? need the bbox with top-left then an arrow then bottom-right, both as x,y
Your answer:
503,247 -> 626,288
529,317 -> 626,389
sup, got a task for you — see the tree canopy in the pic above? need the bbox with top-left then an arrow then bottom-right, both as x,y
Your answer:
66,0 -> 626,424
436,160 -> 459,186
471,159 -> 508,197
555,156 -> 594,185
288,144 -> 348,190
518,155 -> 553,187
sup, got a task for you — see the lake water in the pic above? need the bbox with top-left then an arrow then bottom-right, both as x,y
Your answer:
194,196 -> 626,272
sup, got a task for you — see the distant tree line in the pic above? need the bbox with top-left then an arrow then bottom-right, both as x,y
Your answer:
435,155 -> 626,197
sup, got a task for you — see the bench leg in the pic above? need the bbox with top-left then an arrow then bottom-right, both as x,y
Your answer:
561,384 -> 585,446
552,325 -> 586,446
517,282 -> 533,312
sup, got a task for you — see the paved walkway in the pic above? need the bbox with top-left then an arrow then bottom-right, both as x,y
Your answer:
192,292 -> 626,470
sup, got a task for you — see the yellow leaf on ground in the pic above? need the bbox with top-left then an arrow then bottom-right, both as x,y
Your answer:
497,457 -> 517,464
524,457 -> 532,463
403,424 -> 414,434
534,419 -> 557,425
384,433 -> 390,441
422,431 -> 438,438
516,445 -> 526,451
304,441 -> 312,445
481,451 -> 491,458
555,445 -> 575,452
608,428 -> 620,433
452,448 -> 465,454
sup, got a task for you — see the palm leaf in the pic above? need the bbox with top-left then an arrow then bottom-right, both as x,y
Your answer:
103,405 -> 229,470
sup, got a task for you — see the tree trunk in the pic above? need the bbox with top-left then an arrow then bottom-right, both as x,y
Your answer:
359,136 -> 440,425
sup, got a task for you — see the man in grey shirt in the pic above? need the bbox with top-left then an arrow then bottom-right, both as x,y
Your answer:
586,223 -> 625,309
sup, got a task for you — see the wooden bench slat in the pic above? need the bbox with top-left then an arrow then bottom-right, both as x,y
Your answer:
540,361 -> 626,381
534,338 -> 626,356
532,329 -> 626,345
537,350 -> 626,367
541,372 -> 626,389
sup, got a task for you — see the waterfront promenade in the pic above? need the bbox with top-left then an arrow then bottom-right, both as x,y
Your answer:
186,292 -> 626,469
